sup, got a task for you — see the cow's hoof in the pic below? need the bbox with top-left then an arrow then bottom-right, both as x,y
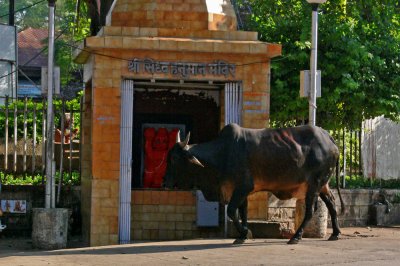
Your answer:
233,238 -> 246,245
287,238 -> 300,244
328,234 -> 339,241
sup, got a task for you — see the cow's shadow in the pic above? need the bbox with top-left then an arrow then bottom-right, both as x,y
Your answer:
2,239 -> 292,258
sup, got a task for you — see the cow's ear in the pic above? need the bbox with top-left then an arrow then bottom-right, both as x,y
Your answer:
190,155 -> 204,168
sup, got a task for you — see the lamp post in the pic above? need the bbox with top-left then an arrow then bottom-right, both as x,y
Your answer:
45,0 -> 56,209
306,0 -> 326,126
32,0 -> 68,250
294,0 -> 328,240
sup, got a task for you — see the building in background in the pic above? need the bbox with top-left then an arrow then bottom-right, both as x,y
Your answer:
0,24 -> 17,104
17,27 -> 48,98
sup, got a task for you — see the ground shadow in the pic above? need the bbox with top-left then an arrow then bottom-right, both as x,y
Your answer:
0,238 -> 292,258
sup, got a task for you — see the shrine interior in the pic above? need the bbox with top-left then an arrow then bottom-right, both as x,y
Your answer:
131,79 -> 223,188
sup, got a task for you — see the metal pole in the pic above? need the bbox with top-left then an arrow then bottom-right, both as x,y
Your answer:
32,103 -> 37,174
57,99 -> 65,205
9,0 -> 14,26
342,129 -> 346,188
41,98 -> 46,184
23,97 -> 28,175
4,96 -> 9,171
13,102 -> 17,173
69,110 -> 73,179
45,0 -> 56,209
308,4 -> 319,126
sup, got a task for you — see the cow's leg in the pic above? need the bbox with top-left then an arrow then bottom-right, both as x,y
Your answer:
288,190 -> 318,244
320,190 -> 341,241
227,188 -> 252,244
238,198 -> 253,240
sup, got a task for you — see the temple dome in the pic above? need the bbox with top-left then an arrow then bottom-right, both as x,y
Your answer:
107,0 -> 237,31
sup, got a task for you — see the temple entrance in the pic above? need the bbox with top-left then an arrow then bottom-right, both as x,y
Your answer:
129,79 -> 224,188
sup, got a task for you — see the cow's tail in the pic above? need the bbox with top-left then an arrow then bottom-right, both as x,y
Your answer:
336,159 -> 345,215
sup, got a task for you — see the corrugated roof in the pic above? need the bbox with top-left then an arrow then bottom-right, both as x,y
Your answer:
18,27 -> 48,49
18,27 -> 48,67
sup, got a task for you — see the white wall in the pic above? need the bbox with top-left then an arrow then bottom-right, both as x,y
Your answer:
362,116 -> 400,179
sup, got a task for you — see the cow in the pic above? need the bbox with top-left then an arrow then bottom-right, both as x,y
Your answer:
163,123 -> 345,245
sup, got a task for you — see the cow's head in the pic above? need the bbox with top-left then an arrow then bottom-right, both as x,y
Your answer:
163,132 -> 204,189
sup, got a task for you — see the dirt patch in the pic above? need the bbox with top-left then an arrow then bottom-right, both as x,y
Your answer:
340,226 -> 400,239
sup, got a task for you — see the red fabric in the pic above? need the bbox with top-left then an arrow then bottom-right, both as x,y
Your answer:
143,127 -> 178,188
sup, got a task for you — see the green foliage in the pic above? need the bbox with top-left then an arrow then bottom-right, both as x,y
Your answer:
0,171 -> 80,186
53,1 -> 91,86
330,130 -> 361,175
0,171 -> 43,185
243,0 -> 400,129
0,96 -> 82,140
0,0 -> 48,29
329,175 -> 400,189
0,0 -> 91,87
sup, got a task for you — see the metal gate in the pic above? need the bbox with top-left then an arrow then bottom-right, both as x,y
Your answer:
224,82 -> 242,125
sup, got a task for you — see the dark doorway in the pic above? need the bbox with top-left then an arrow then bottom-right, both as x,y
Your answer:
132,88 -> 221,188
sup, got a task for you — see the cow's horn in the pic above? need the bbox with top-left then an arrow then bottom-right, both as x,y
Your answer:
183,132 -> 190,147
176,130 -> 181,143
190,156 -> 204,168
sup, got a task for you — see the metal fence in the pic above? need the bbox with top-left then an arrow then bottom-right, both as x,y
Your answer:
332,128 -> 362,187
0,95 -> 82,185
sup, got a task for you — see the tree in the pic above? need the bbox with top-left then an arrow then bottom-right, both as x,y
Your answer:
84,0 -> 113,36
0,0 -> 48,29
0,0 -> 91,91
243,0 -> 400,129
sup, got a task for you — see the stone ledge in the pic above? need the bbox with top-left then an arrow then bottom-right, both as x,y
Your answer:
102,26 -> 258,41
76,36 -> 281,60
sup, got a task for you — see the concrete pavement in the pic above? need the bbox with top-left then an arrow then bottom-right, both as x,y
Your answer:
1,226 -> 400,265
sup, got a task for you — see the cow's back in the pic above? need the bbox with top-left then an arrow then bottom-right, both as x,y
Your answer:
239,125 -> 338,192
187,123 -> 339,201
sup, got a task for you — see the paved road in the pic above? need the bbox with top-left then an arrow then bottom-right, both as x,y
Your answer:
1,226 -> 400,265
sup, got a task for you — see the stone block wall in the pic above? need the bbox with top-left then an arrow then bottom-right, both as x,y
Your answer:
334,189 -> 400,227
265,189 -> 400,228
108,0 -> 237,31
3,186 -> 400,243
267,194 -> 297,222
131,190 -> 270,241
131,190 -> 223,240
370,204 -> 400,226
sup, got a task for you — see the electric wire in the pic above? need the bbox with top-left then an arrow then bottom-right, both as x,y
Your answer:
0,0 -> 47,19
0,0 -> 290,92
0,27 -> 68,81
1,37 -> 288,84
59,40 -> 288,67
0,0 -> 289,83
